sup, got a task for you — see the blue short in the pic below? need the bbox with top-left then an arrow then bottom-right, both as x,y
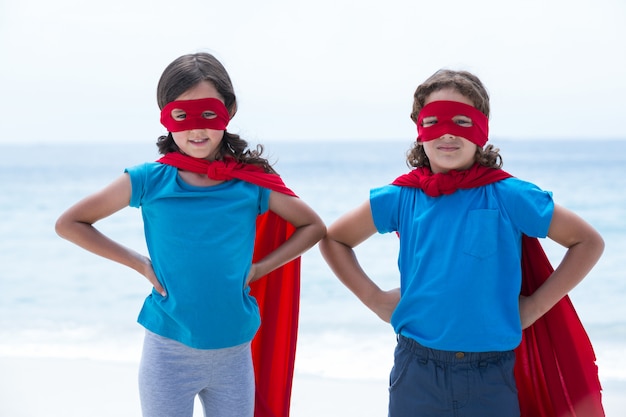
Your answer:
388,335 -> 520,417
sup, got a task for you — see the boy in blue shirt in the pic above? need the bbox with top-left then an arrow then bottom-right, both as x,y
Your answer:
320,69 -> 604,417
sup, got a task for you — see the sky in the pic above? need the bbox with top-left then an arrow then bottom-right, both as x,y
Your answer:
1,0 -> 625,145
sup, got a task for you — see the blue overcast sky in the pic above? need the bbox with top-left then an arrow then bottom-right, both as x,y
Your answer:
1,0 -> 625,144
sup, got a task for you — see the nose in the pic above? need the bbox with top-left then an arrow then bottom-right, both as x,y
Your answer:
187,129 -> 205,138
440,132 -> 455,140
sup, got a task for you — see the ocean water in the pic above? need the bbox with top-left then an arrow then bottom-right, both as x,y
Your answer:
1,139 -> 625,387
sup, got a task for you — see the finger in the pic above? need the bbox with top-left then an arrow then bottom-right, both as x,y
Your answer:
152,280 -> 167,297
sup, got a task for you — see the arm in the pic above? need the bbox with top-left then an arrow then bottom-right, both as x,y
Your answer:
319,201 -> 400,323
519,203 -> 604,328
54,173 -> 166,296
247,191 -> 326,283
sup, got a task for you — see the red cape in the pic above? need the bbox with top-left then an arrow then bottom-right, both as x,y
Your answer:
392,164 -> 604,416
158,152 -> 299,417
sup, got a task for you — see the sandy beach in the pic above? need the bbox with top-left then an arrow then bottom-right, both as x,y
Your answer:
1,356 -> 624,416
0,356 -> 390,417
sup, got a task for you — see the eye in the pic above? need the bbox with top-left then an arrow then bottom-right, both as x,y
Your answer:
454,115 -> 473,127
421,116 -> 437,127
171,110 -> 186,121
201,111 -> 217,119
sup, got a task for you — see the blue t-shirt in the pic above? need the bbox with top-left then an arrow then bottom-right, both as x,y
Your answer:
125,162 -> 271,349
370,177 -> 554,352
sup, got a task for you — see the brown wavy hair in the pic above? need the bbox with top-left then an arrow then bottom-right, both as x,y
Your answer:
406,69 -> 502,169
156,52 -> 276,173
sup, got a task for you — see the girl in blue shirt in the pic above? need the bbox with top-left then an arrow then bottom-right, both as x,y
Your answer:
56,52 -> 325,417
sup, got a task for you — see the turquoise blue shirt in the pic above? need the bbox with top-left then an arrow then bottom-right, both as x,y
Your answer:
126,162 -> 271,349
370,177 -> 554,352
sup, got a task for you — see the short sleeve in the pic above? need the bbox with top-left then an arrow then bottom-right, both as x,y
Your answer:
369,185 -> 401,234
499,178 -> 554,238
124,164 -> 147,208
259,187 -> 271,215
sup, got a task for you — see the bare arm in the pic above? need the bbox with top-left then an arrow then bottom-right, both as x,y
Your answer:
519,203 -> 605,328
54,174 -> 165,295
319,201 -> 400,322
247,191 -> 326,283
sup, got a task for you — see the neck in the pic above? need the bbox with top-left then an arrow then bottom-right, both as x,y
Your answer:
177,170 -> 224,187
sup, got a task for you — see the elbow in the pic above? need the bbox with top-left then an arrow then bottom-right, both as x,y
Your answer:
304,216 -> 326,246
315,222 -> 327,243
570,227 -> 605,266
583,223 -> 605,259
55,212 -> 79,240
583,229 -> 605,276
592,229 -> 605,259
54,215 -> 69,240
318,235 -> 330,258
318,233 -> 345,261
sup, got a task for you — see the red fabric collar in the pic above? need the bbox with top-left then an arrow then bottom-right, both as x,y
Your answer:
157,152 -> 297,197
391,163 -> 512,196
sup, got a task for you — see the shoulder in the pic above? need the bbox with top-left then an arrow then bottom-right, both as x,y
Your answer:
125,161 -> 171,175
369,184 -> 415,232
370,183 -> 425,208
370,183 -> 407,200
125,162 -> 177,182
125,162 -> 177,206
496,176 -> 542,190
493,177 -> 554,233
494,176 -> 552,199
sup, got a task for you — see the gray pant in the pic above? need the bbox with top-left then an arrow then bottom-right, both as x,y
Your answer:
138,330 -> 255,417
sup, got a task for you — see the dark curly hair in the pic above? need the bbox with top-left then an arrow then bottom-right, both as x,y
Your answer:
156,52 -> 276,174
406,69 -> 502,170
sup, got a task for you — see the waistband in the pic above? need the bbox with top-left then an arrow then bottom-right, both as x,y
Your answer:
397,334 -> 513,364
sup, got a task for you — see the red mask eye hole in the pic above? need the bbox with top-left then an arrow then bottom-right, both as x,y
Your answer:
171,110 -> 187,121
421,117 -> 438,127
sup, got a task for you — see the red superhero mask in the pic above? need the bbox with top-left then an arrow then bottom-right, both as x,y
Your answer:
160,98 -> 230,132
416,100 -> 489,147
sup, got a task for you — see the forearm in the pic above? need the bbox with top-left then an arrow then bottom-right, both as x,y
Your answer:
319,201 -> 399,322
56,220 -> 150,275
252,221 -> 326,280
528,234 -> 604,318
319,236 -> 384,307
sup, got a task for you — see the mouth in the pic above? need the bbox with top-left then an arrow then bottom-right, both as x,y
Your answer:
189,138 -> 209,145
437,145 -> 459,152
